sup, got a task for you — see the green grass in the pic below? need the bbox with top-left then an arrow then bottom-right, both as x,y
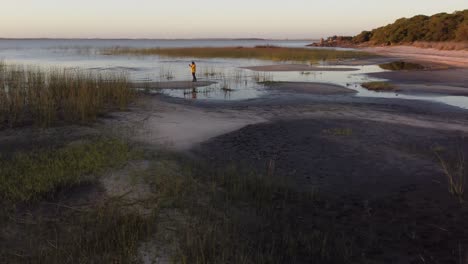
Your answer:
0,62 -> 135,128
0,137 -> 151,263
361,81 -> 397,91
102,46 -> 373,63
0,137 -> 133,203
379,61 -> 425,71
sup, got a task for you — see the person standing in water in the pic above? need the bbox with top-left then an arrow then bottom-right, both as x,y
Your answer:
189,61 -> 197,82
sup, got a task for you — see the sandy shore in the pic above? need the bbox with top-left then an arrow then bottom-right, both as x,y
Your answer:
242,64 -> 359,72
362,46 -> 468,68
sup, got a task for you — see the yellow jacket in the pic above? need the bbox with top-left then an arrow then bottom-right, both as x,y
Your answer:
190,64 -> 196,73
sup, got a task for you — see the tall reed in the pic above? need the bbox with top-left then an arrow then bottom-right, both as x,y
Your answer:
0,62 -> 134,128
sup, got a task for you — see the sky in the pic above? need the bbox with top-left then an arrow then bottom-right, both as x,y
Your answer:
1,0 -> 467,39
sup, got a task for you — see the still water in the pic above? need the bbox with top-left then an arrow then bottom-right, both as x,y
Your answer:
0,39 -> 467,109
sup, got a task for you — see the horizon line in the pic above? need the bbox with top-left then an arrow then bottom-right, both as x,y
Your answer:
0,37 -> 320,41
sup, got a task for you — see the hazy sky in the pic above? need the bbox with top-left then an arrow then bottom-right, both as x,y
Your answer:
1,0 -> 466,39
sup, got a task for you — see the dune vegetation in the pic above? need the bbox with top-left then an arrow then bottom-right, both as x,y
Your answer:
0,62 -> 134,128
102,46 -> 373,63
353,10 -> 468,47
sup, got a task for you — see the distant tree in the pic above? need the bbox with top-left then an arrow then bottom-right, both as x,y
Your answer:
352,10 -> 468,44
455,22 -> 468,41
353,31 -> 372,43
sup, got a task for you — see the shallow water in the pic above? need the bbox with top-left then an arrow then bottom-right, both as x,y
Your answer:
1,39 -> 467,109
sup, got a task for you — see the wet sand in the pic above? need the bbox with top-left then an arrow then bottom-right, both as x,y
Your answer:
395,84 -> 468,96
243,64 -> 359,71
263,81 -> 357,95
366,67 -> 468,96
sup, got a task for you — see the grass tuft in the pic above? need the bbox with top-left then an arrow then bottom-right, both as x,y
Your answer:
379,61 -> 425,71
435,148 -> 467,203
361,81 -> 397,91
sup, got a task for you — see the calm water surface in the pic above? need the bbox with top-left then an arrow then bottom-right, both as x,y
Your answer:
0,39 -> 467,109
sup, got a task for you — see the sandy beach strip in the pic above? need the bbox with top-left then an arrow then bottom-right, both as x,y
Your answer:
362,46 -> 468,68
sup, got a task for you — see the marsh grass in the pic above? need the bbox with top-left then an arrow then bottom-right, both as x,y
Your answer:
201,67 -> 223,78
159,66 -> 175,80
0,137 -> 133,203
361,81 -> 397,91
0,62 -> 134,128
0,137 -> 151,263
103,47 -> 372,63
141,156 -> 358,263
253,72 -> 274,83
379,61 -> 425,71
1,199 -> 154,263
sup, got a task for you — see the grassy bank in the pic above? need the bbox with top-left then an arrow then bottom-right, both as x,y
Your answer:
102,46 -> 372,63
0,137 -> 151,263
0,137 -> 133,203
0,62 -> 134,128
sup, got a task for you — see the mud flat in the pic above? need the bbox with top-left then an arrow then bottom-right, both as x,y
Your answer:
366,67 -> 468,97
262,81 -> 357,95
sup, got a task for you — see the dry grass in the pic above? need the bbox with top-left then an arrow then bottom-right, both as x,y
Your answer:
102,46 -> 373,63
0,62 -> 134,128
435,148 -> 466,203
1,200 -> 153,264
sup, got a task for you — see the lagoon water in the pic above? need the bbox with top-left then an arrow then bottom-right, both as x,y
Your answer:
1,39 -> 467,109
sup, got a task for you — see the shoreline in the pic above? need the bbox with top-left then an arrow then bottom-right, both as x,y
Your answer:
360,45 -> 468,68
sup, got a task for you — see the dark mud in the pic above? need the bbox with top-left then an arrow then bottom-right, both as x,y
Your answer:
194,117 -> 468,263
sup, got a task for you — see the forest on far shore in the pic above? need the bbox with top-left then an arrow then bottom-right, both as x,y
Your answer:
353,10 -> 468,44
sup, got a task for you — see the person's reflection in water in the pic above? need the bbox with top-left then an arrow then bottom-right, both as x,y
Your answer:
191,88 -> 197,99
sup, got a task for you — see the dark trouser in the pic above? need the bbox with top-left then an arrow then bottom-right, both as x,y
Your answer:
192,73 -> 197,82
